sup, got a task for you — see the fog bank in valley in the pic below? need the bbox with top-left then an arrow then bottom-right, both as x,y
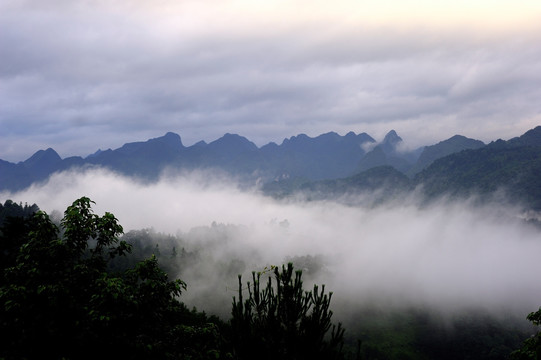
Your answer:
2,168 -> 541,320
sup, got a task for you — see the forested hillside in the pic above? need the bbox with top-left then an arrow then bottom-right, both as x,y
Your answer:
0,198 -> 346,359
2,198 -> 539,359
263,126 -> 541,212
415,126 -> 541,210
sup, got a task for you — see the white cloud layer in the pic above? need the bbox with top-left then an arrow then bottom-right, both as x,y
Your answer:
2,168 -> 541,319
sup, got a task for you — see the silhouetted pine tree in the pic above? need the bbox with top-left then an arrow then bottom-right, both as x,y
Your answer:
231,263 -> 344,360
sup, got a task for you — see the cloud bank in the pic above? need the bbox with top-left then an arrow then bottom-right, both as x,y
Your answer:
1,1 -> 541,161
2,168 -> 541,320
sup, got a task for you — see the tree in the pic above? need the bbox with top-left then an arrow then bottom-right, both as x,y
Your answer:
0,197 -> 225,359
0,199 -> 39,227
512,308 -> 541,359
0,200 -> 40,276
231,263 -> 345,360
1,197 -> 347,359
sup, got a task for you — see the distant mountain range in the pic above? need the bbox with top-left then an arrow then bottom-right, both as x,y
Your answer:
2,126 -> 541,210
0,129 -> 482,189
269,126 -> 541,211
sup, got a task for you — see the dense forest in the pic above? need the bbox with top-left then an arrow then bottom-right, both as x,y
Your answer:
0,199 -> 345,359
1,199 -> 540,359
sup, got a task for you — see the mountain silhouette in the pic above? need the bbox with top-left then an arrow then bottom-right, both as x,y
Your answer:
2,127 -> 540,209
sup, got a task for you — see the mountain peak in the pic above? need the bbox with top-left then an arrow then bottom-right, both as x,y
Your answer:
150,132 -> 183,147
509,126 -> 541,147
383,130 -> 402,144
286,134 -> 309,143
218,133 -> 251,143
408,134 -> 485,175
23,148 -> 62,166
318,131 -> 340,138
209,133 -> 258,152
381,130 -> 403,154
20,148 -> 62,180
358,132 -> 376,144
116,132 -> 184,155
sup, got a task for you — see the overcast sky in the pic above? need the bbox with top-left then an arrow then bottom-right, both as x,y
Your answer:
1,0 -> 541,162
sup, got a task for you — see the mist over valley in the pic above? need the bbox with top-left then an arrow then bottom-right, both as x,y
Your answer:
4,165 -> 541,315
2,127 -> 541,358
3,2 -> 541,357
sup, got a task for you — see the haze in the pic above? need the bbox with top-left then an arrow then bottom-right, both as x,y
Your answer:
3,168 -> 541,320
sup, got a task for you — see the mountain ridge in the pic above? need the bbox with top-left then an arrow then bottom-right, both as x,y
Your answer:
0,130 -> 381,191
2,128 -> 538,201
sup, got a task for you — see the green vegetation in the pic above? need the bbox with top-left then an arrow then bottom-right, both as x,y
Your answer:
264,142 -> 541,211
512,308 -> 541,359
407,135 -> 485,176
263,166 -> 412,205
0,198 -> 344,359
415,144 -> 541,209
336,306 -> 530,360
231,264 -> 345,359
0,199 -> 39,227
0,198 -> 225,359
1,197 -> 538,359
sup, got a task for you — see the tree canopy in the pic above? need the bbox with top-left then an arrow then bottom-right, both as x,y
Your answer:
512,308 -> 541,359
0,197 -> 345,359
0,197 -> 223,359
231,264 -> 345,359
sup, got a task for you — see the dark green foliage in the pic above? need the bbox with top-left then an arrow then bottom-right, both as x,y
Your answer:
407,135 -> 485,176
231,263 -> 345,359
266,138 -> 541,211
414,126 -> 541,209
113,228 -> 195,276
285,254 -> 328,281
3,195 -> 536,359
264,166 -> 412,205
415,145 -> 541,209
0,199 -> 39,228
113,228 -> 537,360
0,200 -> 40,283
320,166 -> 412,195
512,308 -> 541,359
508,126 -> 541,147
261,176 -> 313,198
341,307 -> 531,360
263,126 -> 541,211
0,197 -> 225,359
416,312 -> 528,360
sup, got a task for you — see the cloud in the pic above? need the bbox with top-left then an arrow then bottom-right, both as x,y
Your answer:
1,1 -> 541,161
2,168 -> 541,319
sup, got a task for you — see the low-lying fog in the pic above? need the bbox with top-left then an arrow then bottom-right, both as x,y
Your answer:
3,168 -> 541,321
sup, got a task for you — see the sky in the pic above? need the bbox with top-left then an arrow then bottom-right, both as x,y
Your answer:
1,0 -> 541,162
